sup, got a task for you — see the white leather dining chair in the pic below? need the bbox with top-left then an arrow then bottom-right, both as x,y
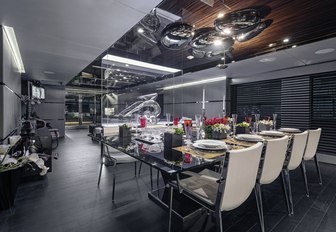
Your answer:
255,136 -> 290,231
282,130 -> 308,215
301,128 -> 322,197
168,142 -> 264,232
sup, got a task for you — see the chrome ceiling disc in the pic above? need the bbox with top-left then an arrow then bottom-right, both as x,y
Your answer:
161,22 -> 194,50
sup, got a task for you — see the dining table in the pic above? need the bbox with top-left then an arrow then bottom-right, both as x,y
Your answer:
88,126 -> 301,228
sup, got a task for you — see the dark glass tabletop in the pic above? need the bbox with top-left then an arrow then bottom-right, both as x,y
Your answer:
94,134 -> 225,175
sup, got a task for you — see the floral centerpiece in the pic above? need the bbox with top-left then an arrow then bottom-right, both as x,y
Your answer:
236,121 -> 250,134
259,118 -> 273,131
204,117 -> 230,139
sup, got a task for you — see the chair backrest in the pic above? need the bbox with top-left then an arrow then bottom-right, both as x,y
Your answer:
221,142 -> 263,211
303,128 -> 322,161
259,136 -> 289,185
287,131 -> 308,170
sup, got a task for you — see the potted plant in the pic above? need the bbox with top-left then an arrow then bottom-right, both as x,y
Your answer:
119,124 -> 131,138
259,119 -> 273,131
164,127 -> 184,148
212,124 -> 230,139
236,122 -> 250,134
164,128 -> 184,161
204,117 -> 230,139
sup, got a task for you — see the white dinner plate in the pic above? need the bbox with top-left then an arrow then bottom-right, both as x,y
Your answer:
193,139 -> 227,150
259,131 -> 285,137
278,128 -> 301,133
235,134 -> 264,142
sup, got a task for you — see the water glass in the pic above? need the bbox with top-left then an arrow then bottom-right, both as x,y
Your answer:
253,114 -> 260,133
134,114 -> 140,135
184,119 -> 192,139
173,117 -> 179,126
232,114 -> 238,135
166,113 -> 171,127
195,114 -> 202,140
140,117 -> 147,128
273,113 -> 277,130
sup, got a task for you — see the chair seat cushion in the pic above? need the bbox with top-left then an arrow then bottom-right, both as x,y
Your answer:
179,169 -> 220,205
104,152 -> 137,164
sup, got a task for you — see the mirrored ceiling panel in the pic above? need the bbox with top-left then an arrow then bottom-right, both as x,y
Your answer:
67,0 -> 336,92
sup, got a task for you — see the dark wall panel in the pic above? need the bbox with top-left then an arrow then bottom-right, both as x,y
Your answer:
232,79 -> 281,124
311,73 -> 336,155
281,76 -> 311,130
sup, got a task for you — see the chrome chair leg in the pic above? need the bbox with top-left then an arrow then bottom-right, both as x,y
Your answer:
112,174 -> 116,201
254,184 -> 265,232
285,169 -> 294,215
314,155 -> 323,185
98,162 -> 103,187
168,185 -> 173,232
214,208 -> 223,232
150,166 -> 153,191
138,162 -> 142,176
281,170 -> 291,215
301,161 -> 310,197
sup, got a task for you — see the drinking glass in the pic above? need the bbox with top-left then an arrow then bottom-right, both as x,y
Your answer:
254,114 -> 260,133
173,117 -> 179,127
232,114 -> 238,136
273,113 -> 277,131
134,113 -> 140,136
195,114 -> 202,139
166,113 -> 171,127
184,119 -> 192,139
140,117 -> 147,128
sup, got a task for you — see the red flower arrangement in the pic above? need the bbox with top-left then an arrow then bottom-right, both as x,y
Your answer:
204,117 -> 229,126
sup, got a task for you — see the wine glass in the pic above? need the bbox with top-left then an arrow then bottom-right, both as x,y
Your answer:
254,114 -> 260,133
232,114 -> 238,136
195,114 -> 202,139
273,113 -> 277,131
166,113 -> 171,128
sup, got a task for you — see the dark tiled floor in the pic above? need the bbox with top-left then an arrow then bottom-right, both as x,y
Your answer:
1,129 -> 336,232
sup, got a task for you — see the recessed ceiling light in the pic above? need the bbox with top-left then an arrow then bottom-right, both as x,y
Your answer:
237,34 -> 246,41
315,48 -> 335,55
222,28 -> 232,35
259,57 -> 276,63
3,26 -> 25,73
292,45 -> 297,48
232,60 -> 236,63
103,54 -> 181,73
112,64 -> 115,66
268,43 -> 276,47
221,57 -> 225,60
125,64 -> 129,67
186,55 -> 194,60
161,76 -> 227,90
116,69 -> 120,71
137,28 -> 144,33
44,71 -> 55,75
214,39 -> 222,45
283,38 -> 290,43
217,12 -> 225,18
